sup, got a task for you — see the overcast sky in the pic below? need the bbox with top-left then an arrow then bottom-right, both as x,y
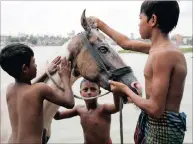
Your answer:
1,1 -> 192,38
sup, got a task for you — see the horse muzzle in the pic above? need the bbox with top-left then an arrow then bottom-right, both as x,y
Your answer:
106,67 -> 141,103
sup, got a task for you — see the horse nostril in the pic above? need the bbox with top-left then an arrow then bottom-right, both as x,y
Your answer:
131,82 -> 142,96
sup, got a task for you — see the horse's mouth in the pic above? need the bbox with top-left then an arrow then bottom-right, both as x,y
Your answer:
130,82 -> 142,96
95,71 -> 142,96
110,79 -> 142,96
100,79 -> 142,96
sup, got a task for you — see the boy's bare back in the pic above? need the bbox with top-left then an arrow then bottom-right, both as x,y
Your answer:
0,43 -> 75,143
7,83 -> 45,143
7,72 -> 74,143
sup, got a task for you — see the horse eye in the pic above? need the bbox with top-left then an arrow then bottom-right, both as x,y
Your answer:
98,47 -> 108,53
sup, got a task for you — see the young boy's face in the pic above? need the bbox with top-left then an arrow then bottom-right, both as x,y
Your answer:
24,56 -> 37,79
80,81 -> 100,98
138,13 -> 152,39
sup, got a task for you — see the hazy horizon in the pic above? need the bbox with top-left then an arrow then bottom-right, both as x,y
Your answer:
1,1 -> 193,38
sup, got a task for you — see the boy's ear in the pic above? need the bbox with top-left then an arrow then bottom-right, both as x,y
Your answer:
150,14 -> 157,27
21,64 -> 29,73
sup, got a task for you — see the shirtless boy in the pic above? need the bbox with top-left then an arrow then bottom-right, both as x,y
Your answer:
88,1 -> 187,143
54,79 -> 122,144
0,43 -> 75,143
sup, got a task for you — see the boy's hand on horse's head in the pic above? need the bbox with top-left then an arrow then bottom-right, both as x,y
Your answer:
47,56 -> 61,75
87,16 -> 99,29
57,57 -> 71,79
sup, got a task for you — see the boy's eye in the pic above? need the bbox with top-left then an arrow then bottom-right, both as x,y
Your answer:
91,88 -> 97,91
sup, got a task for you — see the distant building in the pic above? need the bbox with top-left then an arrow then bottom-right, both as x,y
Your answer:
1,36 -> 9,47
182,36 -> 192,45
171,34 -> 183,46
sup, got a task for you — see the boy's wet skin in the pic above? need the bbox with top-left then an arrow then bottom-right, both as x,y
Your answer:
54,80 -> 120,144
0,44 -> 75,143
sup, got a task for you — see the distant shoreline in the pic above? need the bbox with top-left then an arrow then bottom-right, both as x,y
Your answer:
118,47 -> 193,54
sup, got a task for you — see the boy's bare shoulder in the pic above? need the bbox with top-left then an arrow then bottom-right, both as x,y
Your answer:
100,103 -> 114,111
32,82 -> 51,92
152,46 -> 184,63
7,83 -> 15,92
6,83 -> 15,99
29,83 -> 54,99
76,105 -> 87,113
6,83 -> 51,95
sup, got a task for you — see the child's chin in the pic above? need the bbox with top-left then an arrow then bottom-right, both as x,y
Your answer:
85,99 -> 96,102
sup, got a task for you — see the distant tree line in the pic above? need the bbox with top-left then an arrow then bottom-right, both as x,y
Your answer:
1,31 -> 76,46
1,31 -> 192,46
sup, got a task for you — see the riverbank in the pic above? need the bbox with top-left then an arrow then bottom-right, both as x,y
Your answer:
118,47 -> 193,54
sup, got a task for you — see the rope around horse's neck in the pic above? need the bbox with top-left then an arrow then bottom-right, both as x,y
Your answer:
45,70 -> 65,92
74,91 -> 110,100
45,69 -> 124,144
45,69 -> 110,100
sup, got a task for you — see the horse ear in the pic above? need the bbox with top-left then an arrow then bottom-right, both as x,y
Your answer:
81,9 -> 91,32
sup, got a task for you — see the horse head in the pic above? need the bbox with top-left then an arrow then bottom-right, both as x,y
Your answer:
68,9 -> 141,97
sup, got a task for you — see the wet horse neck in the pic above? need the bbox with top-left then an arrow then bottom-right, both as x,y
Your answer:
45,43 -> 71,85
55,42 -> 71,62
43,72 -> 78,131
43,42 -> 79,130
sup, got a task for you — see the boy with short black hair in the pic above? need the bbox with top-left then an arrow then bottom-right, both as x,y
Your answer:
0,43 -> 75,143
88,1 -> 187,143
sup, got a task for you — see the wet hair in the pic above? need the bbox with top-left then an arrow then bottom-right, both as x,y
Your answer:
80,78 -> 100,89
0,43 -> 34,79
140,1 -> 180,34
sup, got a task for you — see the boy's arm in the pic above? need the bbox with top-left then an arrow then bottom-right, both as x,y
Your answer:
38,80 -> 74,109
103,92 -> 122,114
32,56 -> 61,84
87,17 -> 151,54
37,58 -> 74,109
32,72 -> 47,84
54,106 -> 80,120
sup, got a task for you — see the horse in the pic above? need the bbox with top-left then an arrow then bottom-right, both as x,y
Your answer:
41,9 -> 141,142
